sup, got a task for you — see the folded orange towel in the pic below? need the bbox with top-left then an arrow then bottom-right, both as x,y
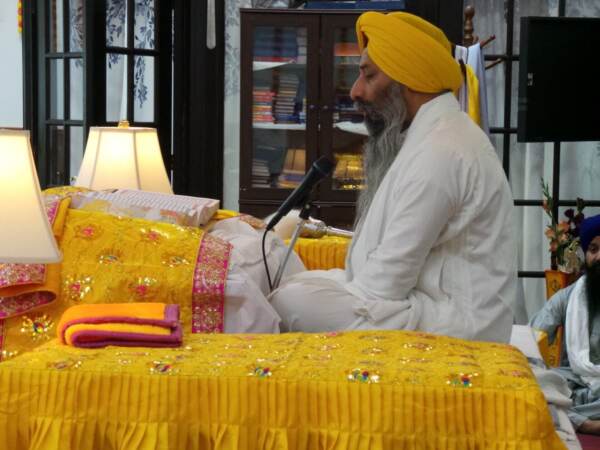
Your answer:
57,303 -> 182,348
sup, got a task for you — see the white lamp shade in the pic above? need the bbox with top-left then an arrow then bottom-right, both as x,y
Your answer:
0,129 -> 61,263
75,126 -> 173,194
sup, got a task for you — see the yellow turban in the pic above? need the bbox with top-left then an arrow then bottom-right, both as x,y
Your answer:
356,11 -> 462,94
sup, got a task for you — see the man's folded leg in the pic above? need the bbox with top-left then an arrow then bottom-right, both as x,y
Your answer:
269,269 -> 417,332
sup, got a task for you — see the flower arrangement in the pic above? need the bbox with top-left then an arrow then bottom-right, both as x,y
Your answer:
541,179 -> 585,273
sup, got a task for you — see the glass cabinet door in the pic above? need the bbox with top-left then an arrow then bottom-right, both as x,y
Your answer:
320,15 -> 367,202
252,25 -> 307,189
240,14 -> 319,202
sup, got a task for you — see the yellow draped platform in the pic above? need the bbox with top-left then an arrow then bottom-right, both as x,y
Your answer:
288,236 -> 350,270
0,330 -> 564,450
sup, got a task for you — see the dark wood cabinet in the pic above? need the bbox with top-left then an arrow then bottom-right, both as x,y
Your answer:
238,5 -> 462,228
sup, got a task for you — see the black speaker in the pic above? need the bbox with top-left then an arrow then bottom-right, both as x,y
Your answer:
518,17 -> 600,143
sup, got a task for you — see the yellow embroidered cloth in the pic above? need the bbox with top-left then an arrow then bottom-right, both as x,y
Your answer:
0,208 -> 231,359
0,330 -> 565,450
287,236 -> 350,270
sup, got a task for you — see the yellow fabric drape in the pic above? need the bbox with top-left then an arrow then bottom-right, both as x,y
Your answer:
356,11 -> 462,93
465,64 -> 482,126
287,236 -> 350,270
1,209 -> 207,359
0,330 -> 565,450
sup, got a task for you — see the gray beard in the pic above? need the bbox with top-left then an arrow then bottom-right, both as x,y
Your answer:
354,83 -> 408,229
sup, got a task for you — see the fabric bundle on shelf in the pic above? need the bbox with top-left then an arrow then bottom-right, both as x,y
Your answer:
57,303 -> 182,348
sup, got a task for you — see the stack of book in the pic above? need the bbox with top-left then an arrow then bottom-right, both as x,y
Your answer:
253,84 -> 276,124
252,159 -> 272,188
274,72 -> 300,124
334,42 -> 360,64
334,88 -> 363,123
254,26 -> 298,63
296,28 -> 307,64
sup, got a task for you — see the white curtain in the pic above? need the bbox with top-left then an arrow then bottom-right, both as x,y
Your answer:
471,0 -> 600,317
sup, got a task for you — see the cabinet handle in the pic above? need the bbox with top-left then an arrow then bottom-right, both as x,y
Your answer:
308,104 -> 317,111
322,105 -> 330,111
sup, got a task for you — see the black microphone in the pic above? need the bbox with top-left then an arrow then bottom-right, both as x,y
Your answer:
266,156 -> 334,231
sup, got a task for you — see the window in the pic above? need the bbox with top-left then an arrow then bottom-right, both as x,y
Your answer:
26,0 -> 172,187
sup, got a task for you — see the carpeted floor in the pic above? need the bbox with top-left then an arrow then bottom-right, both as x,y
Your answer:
577,433 -> 600,449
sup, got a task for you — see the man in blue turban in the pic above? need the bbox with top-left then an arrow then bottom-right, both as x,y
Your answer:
531,214 -> 600,435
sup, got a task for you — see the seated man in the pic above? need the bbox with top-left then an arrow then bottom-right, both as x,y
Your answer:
270,11 -> 526,342
530,215 -> 600,435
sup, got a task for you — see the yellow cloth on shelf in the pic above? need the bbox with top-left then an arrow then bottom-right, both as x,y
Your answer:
0,330 -> 565,450
1,208 -> 209,358
287,236 -> 350,270
356,11 -> 462,93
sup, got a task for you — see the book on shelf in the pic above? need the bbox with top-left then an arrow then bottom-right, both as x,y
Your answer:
334,42 -> 360,56
278,148 -> 306,188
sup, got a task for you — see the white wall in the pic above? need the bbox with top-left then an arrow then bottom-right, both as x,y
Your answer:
0,1 -> 23,127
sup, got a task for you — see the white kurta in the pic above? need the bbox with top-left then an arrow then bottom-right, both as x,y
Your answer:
271,93 -> 526,342
212,217 -> 306,333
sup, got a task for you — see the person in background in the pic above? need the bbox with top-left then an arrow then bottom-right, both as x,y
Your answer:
531,215 -> 600,435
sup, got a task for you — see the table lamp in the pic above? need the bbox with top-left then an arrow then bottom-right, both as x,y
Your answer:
0,129 -> 61,263
74,121 -> 172,193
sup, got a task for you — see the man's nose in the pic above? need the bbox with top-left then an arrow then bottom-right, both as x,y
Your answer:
350,77 -> 363,103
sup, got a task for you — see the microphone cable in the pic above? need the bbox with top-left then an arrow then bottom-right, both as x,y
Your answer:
262,228 -> 273,291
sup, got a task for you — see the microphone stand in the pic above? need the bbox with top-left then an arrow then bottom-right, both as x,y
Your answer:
271,199 -> 312,291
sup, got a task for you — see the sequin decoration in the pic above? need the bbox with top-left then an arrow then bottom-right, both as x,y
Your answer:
0,263 -> 45,288
362,347 -> 385,355
98,249 -> 122,265
358,334 -> 389,342
47,358 -> 82,370
140,228 -> 164,244
128,277 -> 158,299
161,253 -> 190,268
0,320 -> 4,361
447,372 -> 478,388
192,234 -> 231,333
403,342 -> 434,351
20,315 -> 53,341
1,349 -> 19,361
149,360 -> 176,374
399,357 -> 432,364
249,366 -> 272,378
0,292 -> 55,319
63,275 -> 93,302
304,353 -> 332,362
498,369 -> 531,379
75,224 -> 102,240
348,368 -> 380,383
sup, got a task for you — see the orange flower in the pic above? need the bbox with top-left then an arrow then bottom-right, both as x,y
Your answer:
545,228 -> 555,239
557,221 -> 570,233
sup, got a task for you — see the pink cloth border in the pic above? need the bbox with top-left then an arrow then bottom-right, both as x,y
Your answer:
191,234 -> 231,333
